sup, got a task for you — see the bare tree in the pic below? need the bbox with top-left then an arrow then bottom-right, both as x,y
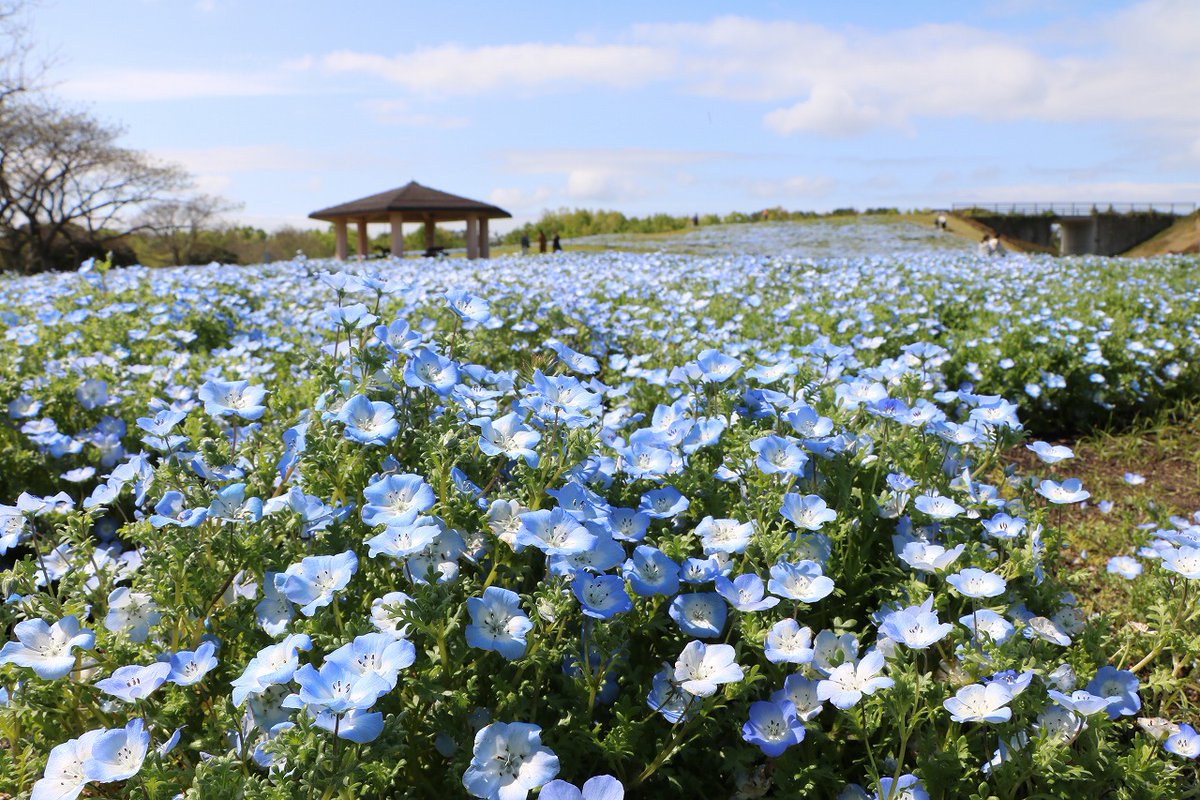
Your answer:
138,193 -> 243,265
0,100 -> 187,272
0,1 -> 41,105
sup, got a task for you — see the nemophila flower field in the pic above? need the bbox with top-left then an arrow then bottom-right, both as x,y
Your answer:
0,239 -> 1198,799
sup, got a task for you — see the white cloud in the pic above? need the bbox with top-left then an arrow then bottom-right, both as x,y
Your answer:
633,3 -> 1200,136
488,185 -> 555,210
955,180 -> 1200,205
321,43 -> 674,96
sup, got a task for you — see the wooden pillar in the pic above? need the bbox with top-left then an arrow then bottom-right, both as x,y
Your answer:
465,215 -> 479,260
389,213 -> 404,259
479,217 -> 490,259
334,219 -> 348,260
424,217 -> 436,251
356,217 -> 369,259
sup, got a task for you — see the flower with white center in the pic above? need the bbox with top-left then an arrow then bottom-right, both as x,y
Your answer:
1086,666 -> 1141,719
1160,545 -> 1200,580
231,633 -> 313,707
879,606 -> 953,650
370,591 -> 413,638
946,568 -> 1007,599
1034,704 -> 1084,745
764,618 -> 815,664
278,551 -> 358,616
1165,723 -> 1200,759
1047,689 -> 1116,716
741,699 -> 805,757
571,573 -> 632,620
958,609 -> 1014,645
84,718 -> 150,783
696,516 -> 754,555
780,493 -> 838,531
668,593 -> 727,639
943,683 -> 1013,723
168,641 -> 219,686
673,641 -> 744,697
462,721 -> 560,800
767,560 -> 835,603
475,413 -> 541,467
515,508 -> 596,557
816,649 -> 894,709
104,587 -> 161,643
94,662 -> 171,702
326,632 -> 416,690
361,473 -> 435,528
1036,478 -> 1090,504
913,493 -> 966,520
898,541 -> 965,573
30,728 -> 103,800
772,674 -> 824,721
466,587 -> 534,660
0,615 -> 95,679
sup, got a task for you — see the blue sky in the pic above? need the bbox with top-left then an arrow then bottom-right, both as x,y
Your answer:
26,0 -> 1200,231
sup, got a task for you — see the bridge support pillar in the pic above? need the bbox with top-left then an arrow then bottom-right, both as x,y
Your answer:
1058,217 -> 1098,256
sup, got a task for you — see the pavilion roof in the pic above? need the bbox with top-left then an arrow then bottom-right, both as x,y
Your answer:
309,181 -> 511,223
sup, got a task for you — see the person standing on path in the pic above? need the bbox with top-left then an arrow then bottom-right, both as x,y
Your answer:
520,233 -> 530,254
552,233 -> 562,252
538,230 -> 547,254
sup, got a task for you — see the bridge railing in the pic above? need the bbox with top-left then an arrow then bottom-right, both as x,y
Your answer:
951,202 -> 1196,216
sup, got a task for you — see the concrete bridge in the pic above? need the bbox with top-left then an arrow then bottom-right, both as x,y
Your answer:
951,202 -> 1196,256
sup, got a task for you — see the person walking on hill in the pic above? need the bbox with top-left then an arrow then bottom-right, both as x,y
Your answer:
520,233 -> 530,254
537,230 -> 547,254
552,233 -> 562,252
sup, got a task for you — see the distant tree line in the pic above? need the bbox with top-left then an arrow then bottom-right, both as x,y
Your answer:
502,206 -> 902,243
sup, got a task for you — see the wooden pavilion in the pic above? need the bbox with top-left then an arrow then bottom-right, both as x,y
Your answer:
309,181 -> 511,260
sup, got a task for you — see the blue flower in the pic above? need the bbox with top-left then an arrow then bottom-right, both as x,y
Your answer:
31,728 -> 104,800
326,632 -> 416,689
1085,666 -> 1141,719
768,560 -> 835,603
84,718 -> 150,783
874,775 -> 929,800
780,493 -> 838,531
0,615 -> 95,679
714,573 -> 779,612
313,706 -> 385,743
95,662 -> 171,702
638,486 -> 689,519
668,593 -> 726,638
1026,441 -> 1074,464
742,699 -> 805,756
696,516 -> 754,555
1165,723 -> 1200,759
695,349 -> 741,383
462,721 -> 560,800
287,661 -> 391,715
516,507 -> 597,556
231,633 -> 313,706
946,568 -> 1007,599
168,641 -> 219,686
445,289 -> 492,323
474,413 -> 541,467
539,775 -> 624,800
912,493 -> 965,519
404,348 -> 460,396
943,682 -> 1013,723
606,507 -> 650,543
1036,478 -> 1090,504
772,674 -> 824,721
466,587 -> 534,660
335,395 -> 398,446
572,573 -> 632,619
879,602 -> 953,650
764,618 -> 815,664
362,473 -> 436,527
279,551 -> 358,616
198,379 -> 267,420
366,516 -> 442,560
750,435 -> 808,476
623,546 -> 681,597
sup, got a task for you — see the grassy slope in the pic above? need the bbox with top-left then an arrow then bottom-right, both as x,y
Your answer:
1123,211 -> 1200,256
